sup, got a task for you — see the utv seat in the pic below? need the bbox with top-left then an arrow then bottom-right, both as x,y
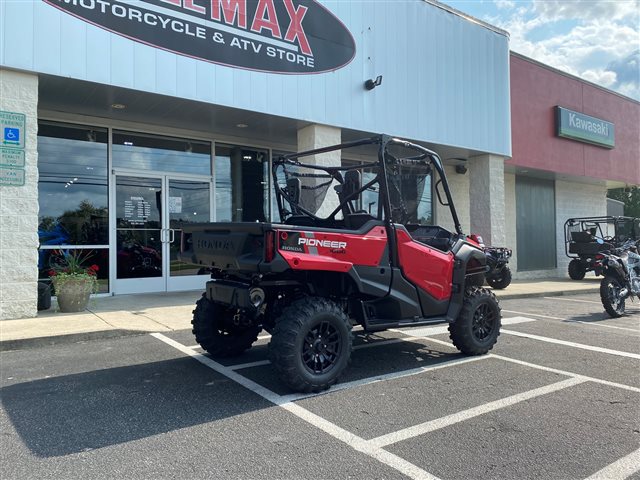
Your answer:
570,231 -> 595,243
344,212 -> 376,230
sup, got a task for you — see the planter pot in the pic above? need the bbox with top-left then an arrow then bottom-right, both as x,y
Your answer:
53,277 -> 93,313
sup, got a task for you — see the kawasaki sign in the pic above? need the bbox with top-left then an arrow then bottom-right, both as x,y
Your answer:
43,0 -> 356,74
555,106 -> 615,149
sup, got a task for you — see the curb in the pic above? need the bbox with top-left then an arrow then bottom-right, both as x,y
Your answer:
495,287 -> 600,301
0,329 -> 150,352
1,287 -> 602,352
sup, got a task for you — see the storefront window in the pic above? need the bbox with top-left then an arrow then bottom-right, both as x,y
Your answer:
215,145 -> 269,222
112,131 -> 211,175
38,123 -> 110,292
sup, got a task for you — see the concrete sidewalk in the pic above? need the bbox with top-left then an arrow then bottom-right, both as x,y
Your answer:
0,278 -> 601,351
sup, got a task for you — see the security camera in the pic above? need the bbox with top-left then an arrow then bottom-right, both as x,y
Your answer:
455,165 -> 467,175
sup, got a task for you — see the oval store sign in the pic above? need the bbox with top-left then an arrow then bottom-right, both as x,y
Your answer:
43,0 -> 356,74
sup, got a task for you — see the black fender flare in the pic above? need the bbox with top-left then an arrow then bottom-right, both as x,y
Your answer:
447,240 -> 487,321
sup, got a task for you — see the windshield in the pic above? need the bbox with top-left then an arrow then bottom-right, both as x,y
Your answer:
387,161 -> 432,225
272,135 -> 460,233
273,159 -> 382,222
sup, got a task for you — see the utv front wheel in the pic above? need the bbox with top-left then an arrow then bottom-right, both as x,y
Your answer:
568,259 -> 586,280
268,297 -> 353,393
600,275 -> 626,318
449,287 -> 501,355
192,295 -> 261,357
487,266 -> 512,289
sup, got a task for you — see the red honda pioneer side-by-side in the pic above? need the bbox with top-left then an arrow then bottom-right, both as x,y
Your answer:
180,135 -> 501,392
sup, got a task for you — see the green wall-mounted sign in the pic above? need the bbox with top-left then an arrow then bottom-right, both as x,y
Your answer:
0,147 -> 25,167
0,166 -> 25,186
555,106 -> 615,149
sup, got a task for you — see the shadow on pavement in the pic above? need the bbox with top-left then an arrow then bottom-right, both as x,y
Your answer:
1,356 -> 272,457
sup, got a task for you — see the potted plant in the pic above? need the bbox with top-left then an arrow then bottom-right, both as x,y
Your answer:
48,250 -> 99,313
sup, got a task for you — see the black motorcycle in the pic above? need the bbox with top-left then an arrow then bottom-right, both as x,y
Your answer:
599,240 -> 640,317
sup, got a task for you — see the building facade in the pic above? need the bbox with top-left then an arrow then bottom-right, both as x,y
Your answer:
0,0 -> 637,320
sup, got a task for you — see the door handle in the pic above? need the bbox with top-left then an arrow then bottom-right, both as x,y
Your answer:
169,229 -> 176,243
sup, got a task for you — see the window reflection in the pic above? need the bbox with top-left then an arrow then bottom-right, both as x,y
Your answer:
37,123 -> 109,246
112,131 -> 211,175
215,145 -> 269,222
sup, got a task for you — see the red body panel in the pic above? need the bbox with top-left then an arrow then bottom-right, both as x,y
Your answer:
276,226 -> 388,272
395,229 -> 454,301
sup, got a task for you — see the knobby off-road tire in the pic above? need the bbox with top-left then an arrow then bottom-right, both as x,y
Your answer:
268,296 -> 353,393
486,266 -> 512,290
467,274 -> 485,288
449,287 -> 501,355
600,275 -> 626,318
192,295 -> 261,357
568,259 -> 586,280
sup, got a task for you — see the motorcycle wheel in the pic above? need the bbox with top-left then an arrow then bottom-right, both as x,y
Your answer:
600,275 -> 626,318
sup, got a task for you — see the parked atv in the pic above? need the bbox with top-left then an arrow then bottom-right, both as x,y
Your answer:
565,216 -> 640,280
468,235 -> 513,289
180,135 -> 501,393
599,239 -> 640,317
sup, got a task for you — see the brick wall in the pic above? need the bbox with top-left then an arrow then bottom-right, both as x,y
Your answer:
0,69 -> 39,320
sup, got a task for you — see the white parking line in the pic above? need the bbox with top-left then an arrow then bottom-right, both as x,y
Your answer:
151,333 -> 442,480
503,310 -> 640,333
282,356 -> 490,403
490,354 -> 640,393
501,329 -> 640,359
394,316 -> 536,338
412,336 -> 640,393
544,297 -> 603,305
584,447 -> 640,480
367,377 -> 586,448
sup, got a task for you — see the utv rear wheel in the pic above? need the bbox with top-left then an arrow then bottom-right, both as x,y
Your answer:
568,259 -> 586,280
449,287 -> 501,355
487,266 -> 512,290
192,295 -> 261,357
600,275 -> 626,318
268,297 -> 353,393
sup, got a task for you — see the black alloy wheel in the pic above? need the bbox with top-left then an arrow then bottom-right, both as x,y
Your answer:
471,302 -> 497,341
449,287 -> 501,355
568,259 -> 586,280
268,296 -> 353,393
302,320 -> 342,375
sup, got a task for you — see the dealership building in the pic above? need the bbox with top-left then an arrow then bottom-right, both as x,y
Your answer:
0,0 -> 638,319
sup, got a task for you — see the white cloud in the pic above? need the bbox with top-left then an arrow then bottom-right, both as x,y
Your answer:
494,0 -> 515,9
532,0 -> 639,22
482,2 -> 640,99
581,69 -> 617,87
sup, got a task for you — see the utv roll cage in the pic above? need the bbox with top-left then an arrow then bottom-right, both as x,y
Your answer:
272,134 -> 463,235
565,216 -> 640,258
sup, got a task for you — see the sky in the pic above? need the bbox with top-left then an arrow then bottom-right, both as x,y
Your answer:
440,0 -> 640,100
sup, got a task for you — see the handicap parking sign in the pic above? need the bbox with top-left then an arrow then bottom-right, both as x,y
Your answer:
4,127 -> 20,145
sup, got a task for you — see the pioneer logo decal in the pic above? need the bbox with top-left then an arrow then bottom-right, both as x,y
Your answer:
299,238 -> 347,249
43,0 -> 356,74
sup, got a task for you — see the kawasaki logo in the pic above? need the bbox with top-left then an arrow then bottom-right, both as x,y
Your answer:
299,238 -> 346,249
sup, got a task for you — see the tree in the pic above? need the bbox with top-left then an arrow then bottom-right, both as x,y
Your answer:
608,187 -> 640,218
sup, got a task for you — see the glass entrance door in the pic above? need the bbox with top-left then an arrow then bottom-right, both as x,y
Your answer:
114,174 -> 211,294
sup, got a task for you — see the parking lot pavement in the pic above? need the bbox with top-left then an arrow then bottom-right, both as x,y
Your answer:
1,293 -> 639,480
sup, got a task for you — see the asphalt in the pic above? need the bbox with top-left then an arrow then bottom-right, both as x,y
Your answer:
0,277 -> 601,351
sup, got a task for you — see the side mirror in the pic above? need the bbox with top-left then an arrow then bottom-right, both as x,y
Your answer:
435,179 -> 450,206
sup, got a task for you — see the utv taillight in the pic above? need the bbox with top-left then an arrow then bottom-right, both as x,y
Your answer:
265,230 -> 275,262
469,234 -> 485,247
